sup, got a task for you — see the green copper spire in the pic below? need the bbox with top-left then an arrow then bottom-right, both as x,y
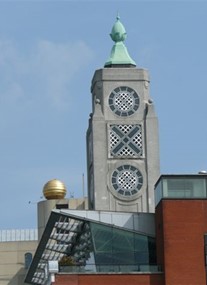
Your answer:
104,16 -> 136,67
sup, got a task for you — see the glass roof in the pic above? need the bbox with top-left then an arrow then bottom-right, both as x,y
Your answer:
25,211 -> 159,285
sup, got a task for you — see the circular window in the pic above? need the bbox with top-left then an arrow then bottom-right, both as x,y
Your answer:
111,165 -> 143,197
108,86 -> 139,116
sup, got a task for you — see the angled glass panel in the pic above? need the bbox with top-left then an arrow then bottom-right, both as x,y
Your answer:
91,223 -> 113,252
112,227 -> 134,252
90,221 -> 156,269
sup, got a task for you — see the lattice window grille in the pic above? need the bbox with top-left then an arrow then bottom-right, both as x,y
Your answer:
118,171 -> 137,190
108,87 -> 139,117
109,124 -> 143,157
114,92 -> 134,111
111,165 -> 143,197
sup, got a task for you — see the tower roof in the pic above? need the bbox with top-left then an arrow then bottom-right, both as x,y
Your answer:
104,16 -> 136,67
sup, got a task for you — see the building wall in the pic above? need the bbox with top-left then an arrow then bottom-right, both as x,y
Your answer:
54,273 -> 164,285
87,68 -> 160,213
0,240 -> 37,285
156,199 -> 207,285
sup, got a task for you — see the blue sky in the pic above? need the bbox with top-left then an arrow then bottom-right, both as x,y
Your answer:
0,1 -> 206,229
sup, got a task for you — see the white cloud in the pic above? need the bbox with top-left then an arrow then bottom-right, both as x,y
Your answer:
0,39 -> 94,111
32,40 -> 94,108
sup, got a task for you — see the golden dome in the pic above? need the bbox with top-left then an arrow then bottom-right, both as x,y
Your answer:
43,179 -> 67,200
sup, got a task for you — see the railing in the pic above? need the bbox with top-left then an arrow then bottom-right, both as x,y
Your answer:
0,228 -> 38,242
59,264 -> 162,273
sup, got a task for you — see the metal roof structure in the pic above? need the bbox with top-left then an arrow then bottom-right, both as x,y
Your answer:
25,210 -> 159,285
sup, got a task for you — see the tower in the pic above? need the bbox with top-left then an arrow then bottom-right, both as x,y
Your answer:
86,16 -> 160,213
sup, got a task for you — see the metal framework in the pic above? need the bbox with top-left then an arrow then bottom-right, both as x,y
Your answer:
25,210 -> 159,285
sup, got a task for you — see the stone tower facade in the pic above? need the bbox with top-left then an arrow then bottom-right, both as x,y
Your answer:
86,17 -> 160,213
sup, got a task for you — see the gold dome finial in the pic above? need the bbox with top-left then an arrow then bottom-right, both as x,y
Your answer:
43,179 -> 67,200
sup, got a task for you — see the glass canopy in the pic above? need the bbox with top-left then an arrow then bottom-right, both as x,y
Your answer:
25,211 -> 160,285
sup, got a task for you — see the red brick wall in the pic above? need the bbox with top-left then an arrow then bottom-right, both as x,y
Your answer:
156,199 -> 207,285
155,201 -> 165,266
53,273 -> 164,285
